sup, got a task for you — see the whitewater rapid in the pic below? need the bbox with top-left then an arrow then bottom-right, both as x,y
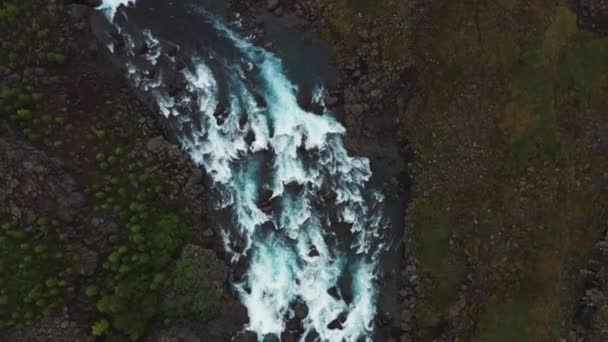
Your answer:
98,2 -> 390,341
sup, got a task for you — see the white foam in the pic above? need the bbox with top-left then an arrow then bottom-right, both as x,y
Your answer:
99,7 -> 389,341
97,0 -> 136,22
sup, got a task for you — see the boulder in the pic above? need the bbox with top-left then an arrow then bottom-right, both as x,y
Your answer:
267,0 -> 280,11
294,303 -> 309,319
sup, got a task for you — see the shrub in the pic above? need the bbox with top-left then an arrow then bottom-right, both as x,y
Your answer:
0,219 -> 71,328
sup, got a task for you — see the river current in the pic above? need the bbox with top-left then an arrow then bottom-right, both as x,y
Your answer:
96,1 -> 392,341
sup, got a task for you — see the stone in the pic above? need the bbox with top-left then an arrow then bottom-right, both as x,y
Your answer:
280,332 -> 296,342
267,0 -> 280,11
234,332 -> 257,342
147,136 -> 168,153
2,73 -> 21,86
72,245 -> 98,276
350,104 -> 364,116
327,312 -> 347,330
201,228 -> 214,239
186,167 -> 203,188
324,95 -> 339,108
327,286 -> 340,300
294,303 -> 309,319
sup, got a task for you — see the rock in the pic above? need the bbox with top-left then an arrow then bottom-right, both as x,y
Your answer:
254,94 -> 268,108
262,334 -> 279,342
186,167 -> 203,188
324,95 -> 339,108
73,245 -> 98,276
327,286 -> 340,300
327,312 -> 347,330
135,40 -> 149,55
294,303 -> 309,319
67,4 -> 91,22
259,189 -> 274,213
359,29 -> 370,41
375,311 -> 393,327
203,228 -> 215,238
280,332 -> 296,342
267,0 -> 280,11
233,236 -> 246,253
166,43 -> 180,58
308,246 -> 320,257
263,41 -> 274,50
234,332 -> 257,342
2,73 -> 21,86
73,0 -> 102,7
371,89 -> 382,98
146,136 -> 168,153
350,104 -> 364,116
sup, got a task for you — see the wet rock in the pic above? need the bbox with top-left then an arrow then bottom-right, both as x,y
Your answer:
67,4 -> 91,22
254,93 -> 268,108
263,334 -> 279,342
263,41 -> 274,50
327,286 -> 340,300
213,104 -> 230,125
311,102 -> 324,115
135,40 -> 149,55
280,332 -> 297,342
324,95 -> 339,108
375,311 -> 393,327
72,0 -> 102,7
166,42 -> 180,58
327,312 -> 347,330
185,167 -> 203,188
234,332 -> 257,342
231,257 -> 249,282
245,130 -> 256,146
297,92 -> 323,114
259,189 -> 274,213
175,59 -> 187,71
286,317 -> 302,332
308,245 -> 320,257
294,303 -> 309,319
232,236 -> 246,253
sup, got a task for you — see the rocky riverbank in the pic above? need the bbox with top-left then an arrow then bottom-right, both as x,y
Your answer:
1,1 -> 250,341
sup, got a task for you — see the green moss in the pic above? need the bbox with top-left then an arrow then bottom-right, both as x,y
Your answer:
413,193 -> 465,335
0,219 -> 72,328
162,253 -> 221,319
475,300 -> 532,342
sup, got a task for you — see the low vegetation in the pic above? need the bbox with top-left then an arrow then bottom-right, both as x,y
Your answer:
0,219 -> 73,329
316,0 -> 608,340
0,0 -> 221,340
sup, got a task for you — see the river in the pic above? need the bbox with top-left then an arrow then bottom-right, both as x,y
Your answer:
94,1 -> 397,341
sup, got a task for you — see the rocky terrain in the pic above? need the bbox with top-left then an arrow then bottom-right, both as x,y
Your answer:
1,1 -> 249,341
